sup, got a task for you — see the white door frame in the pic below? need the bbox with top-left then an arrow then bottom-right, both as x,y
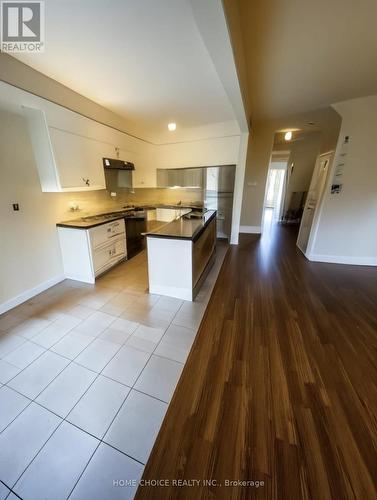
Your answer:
297,151 -> 334,257
260,151 -> 290,231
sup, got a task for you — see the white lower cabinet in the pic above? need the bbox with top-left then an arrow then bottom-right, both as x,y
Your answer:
58,220 -> 127,284
89,219 -> 126,249
92,238 -> 126,276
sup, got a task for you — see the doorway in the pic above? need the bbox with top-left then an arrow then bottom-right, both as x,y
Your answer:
262,160 -> 288,231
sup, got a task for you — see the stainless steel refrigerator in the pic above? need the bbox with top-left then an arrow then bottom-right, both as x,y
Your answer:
156,165 -> 236,240
204,165 -> 236,240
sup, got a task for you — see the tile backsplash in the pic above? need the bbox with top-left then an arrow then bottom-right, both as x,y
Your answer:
55,187 -> 204,220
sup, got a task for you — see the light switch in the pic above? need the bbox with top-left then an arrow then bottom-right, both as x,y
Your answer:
12,203 -> 19,211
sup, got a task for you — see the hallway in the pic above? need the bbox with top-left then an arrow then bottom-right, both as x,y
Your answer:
137,225 -> 377,499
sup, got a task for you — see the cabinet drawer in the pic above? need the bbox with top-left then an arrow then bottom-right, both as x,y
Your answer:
90,219 -> 125,249
92,237 -> 126,275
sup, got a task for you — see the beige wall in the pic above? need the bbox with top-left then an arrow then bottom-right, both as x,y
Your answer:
0,111 -> 65,307
240,109 -> 341,230
309,95 -> 377,264
240,122 -> 274,229
283,132 -> 321,214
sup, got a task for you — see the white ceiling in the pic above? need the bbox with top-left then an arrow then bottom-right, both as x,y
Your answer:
14,0 -> 238,139
237,0 -> 377,121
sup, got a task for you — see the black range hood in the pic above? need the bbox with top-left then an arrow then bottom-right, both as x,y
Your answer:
103,158 -> 135,170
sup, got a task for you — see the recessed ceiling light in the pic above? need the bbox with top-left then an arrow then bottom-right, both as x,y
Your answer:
168,122 -> 176,131
284,131 -> 292,141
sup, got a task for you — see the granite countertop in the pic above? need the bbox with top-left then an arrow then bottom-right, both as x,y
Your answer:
56,208 -> 135,229
56,204 -> 204,230
144,210 -> 217,242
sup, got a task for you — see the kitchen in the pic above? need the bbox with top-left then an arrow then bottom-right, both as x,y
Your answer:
1,84 -> 234,302
2,0 -> 376,498
0,1 -> 249,497
0,83 -> 235,499
56,162 -> 235,299
0,2 -> 245,491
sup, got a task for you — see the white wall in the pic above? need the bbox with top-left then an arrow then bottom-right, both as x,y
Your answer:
156,135 -> 241,168
309,95 -> 377,265
155,131 -> 245,245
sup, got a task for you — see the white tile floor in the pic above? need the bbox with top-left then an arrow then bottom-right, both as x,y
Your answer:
0,245 -> 227,499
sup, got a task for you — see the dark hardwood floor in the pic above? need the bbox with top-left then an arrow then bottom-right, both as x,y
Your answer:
136,221 -> 377,500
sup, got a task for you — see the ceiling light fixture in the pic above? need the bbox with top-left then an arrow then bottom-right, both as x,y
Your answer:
284,131 -> 292,141
168,122 -> 176,131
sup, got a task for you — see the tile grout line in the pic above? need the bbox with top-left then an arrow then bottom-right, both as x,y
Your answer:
0,256 -> 222,498
0,314 -> 127,492
0,313 -> 62,359
1,298 -> 202,442
4,306 -> 165,495
63,318 -> 164,498
0,309 -> 98,381
1,478 -> 22,499
6,321 -> 131,495
64,299 -> 191,496
65,440 -> 102,500
2,306 -> 120,389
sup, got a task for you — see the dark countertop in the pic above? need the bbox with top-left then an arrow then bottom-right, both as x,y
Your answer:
56,204 -> 204,230
144,210 -> 217,242
56,209 -> 133,229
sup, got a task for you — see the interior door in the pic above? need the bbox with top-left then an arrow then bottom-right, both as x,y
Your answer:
297,152 -> 332,254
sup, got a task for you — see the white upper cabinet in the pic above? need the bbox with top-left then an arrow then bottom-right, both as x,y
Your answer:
49,127 -> 112,191
24,106 -> 112,192
133,166 -> 156,188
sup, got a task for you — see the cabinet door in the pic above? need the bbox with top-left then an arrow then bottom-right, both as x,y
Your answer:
92,238 -> 127,275
49,127 -> 112,190
183,168 -> 203,188
156,169 -> 168,187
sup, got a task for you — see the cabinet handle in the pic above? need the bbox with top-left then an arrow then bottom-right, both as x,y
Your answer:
82,178 -> 90,186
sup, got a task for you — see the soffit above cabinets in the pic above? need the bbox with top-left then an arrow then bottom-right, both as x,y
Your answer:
0,81 -> 153,192
23,105 -> 151,193
11,0 -> 246,141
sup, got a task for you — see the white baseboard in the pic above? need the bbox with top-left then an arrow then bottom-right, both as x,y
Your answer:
0,274 -> 65,315
149,284 -> 193,301
239,225 -> 261,234
307,254 -> 377,266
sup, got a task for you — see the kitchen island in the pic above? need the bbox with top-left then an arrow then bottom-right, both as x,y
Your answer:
145,210 -> 217,301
